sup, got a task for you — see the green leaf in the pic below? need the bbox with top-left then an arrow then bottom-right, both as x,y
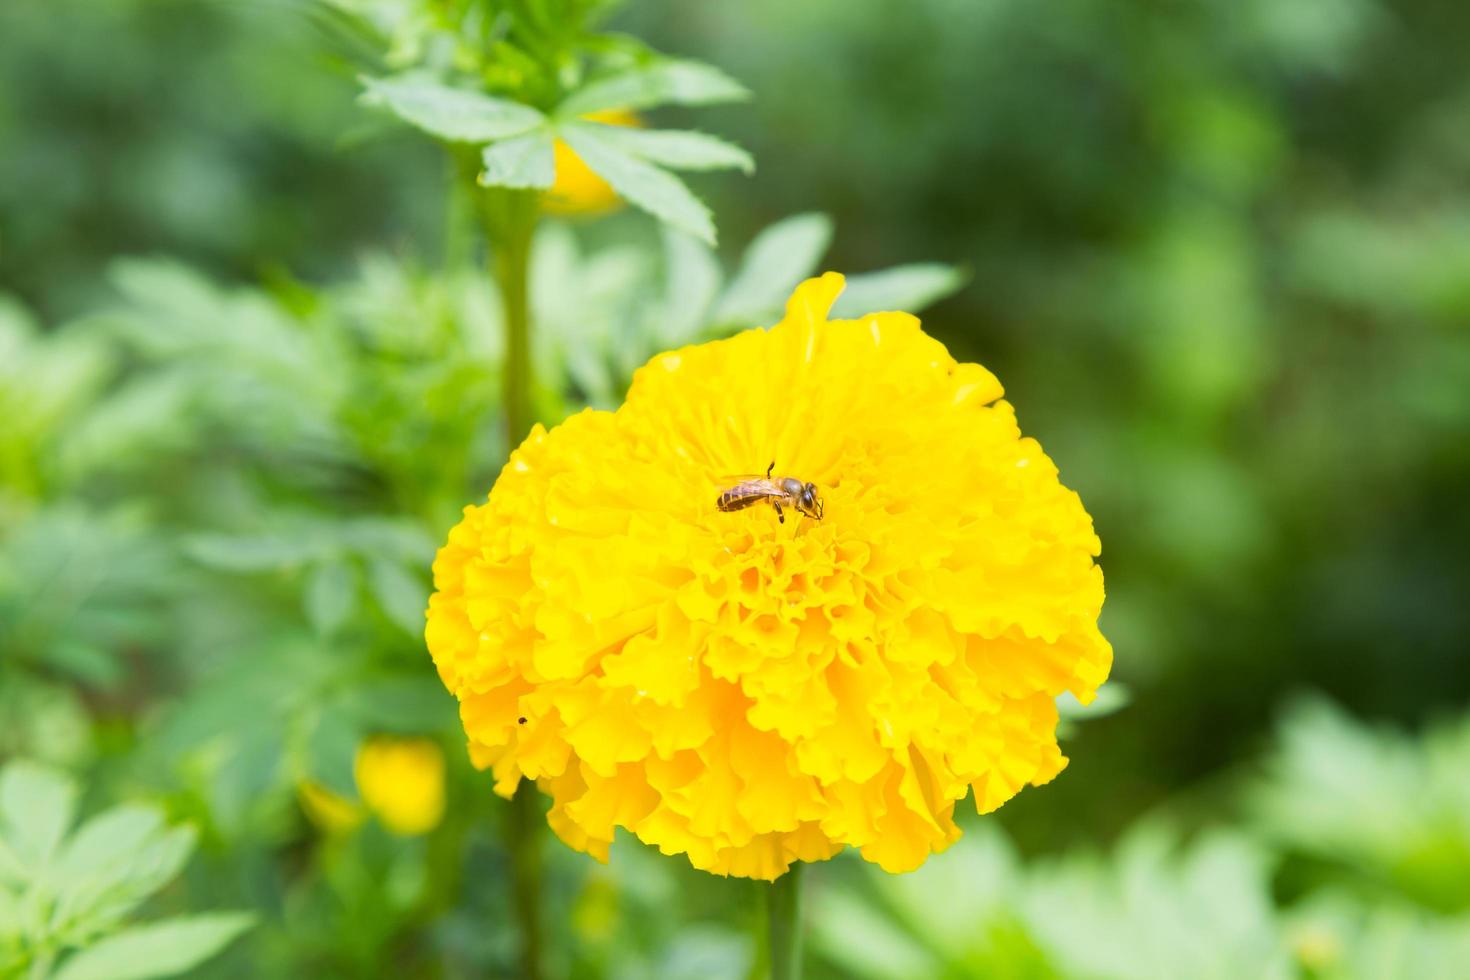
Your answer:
1056,683 -> 1132,720
360,75 -> 545,143
589,126 -> 754,173
52,807 -> 195,933
877,828 -> 1020,958
339,517 -> 435,565
560,122 -> 715,244
712,213 -> 834,324
829,263 -> 968,319
307,710 -> 360,798
305,560 -> 357,636
46,641 -> 121,690
0,760 -> 78,871
658,925 -> 753,980
52,912 -> 253,980
480,129 -> 556,189
368,559 -> 427,635
660,227 -> 722,347
54,806 -> 164,885
0,884 -> 17,938
339,676 -> 454,733
811,888 -> 937,980
207,728 -> 285,839
0,839 -> 23,886
558,59 -> 749,116
184,532 -> 330,572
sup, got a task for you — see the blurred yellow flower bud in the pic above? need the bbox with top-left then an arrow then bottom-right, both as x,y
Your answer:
354,736 -> 447,836
545,109 -> 641,216
1290,923 -> 1342,971
298,779 -> 365,834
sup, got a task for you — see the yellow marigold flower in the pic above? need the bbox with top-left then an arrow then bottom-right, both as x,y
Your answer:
544,109 -> 639,215
354,736 -> 447,836
427,274 -> 1112,879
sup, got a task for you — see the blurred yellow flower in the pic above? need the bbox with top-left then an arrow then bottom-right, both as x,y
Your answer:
544,109 -> 640,215
299,736 -> 446,837
355,736 -> 447,836
426,274 -> 1111,879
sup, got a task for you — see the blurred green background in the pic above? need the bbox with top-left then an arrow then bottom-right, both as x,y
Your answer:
3,0 -> 1469,977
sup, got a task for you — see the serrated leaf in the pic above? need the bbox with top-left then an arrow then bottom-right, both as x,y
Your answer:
561,123 -> 715,244
590,126 -> 753,173
54,806 -> 165,885
558,59 -> 749,116
712,213 -> 834,324
360,75 -> 545,143
829,263 -> 968,318
52,809 -> 195,934
0,760 -> 78,871
52,912 -> 253,980
305,560 -> 357,635
480,129 -> 555,189
368,559 -> 427,635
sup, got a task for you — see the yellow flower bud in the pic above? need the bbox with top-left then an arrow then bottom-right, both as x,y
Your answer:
544,109 -> 640,216
298,779 -> 365,834
354,736 -> 446,836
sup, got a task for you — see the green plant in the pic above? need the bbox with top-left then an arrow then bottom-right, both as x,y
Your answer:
811,824 -> 1293,980
0,761 -> 251,980
1254,697 -> 1470,914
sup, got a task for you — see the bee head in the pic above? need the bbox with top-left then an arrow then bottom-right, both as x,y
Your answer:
798,482 -> 823,520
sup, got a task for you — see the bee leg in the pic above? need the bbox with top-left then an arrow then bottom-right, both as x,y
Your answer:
774,502 -> 785,524
767,461 -> 775,479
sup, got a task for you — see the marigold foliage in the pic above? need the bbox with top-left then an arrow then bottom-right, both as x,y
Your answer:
544,109 -> 639,215
427,274 -> 1111,879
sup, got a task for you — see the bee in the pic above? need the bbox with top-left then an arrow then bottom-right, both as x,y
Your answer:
716,462 -> 824,524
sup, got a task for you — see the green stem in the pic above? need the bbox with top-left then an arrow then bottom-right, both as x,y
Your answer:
481,182 -> 543,980
507,783 -> 544,980
491,193 -> 538,448
767,863 -> 805,980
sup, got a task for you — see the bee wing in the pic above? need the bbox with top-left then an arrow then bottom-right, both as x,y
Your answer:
716,478 -> 789,512
723,479 -> 785,497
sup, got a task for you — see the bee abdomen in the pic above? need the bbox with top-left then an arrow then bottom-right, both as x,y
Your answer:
717,490 -> 764,512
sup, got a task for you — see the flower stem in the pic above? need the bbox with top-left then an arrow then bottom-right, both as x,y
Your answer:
491,192 -> 538,448
507,783 -> 544,980
767,863 -> 805,980
482,183 -> 543,979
